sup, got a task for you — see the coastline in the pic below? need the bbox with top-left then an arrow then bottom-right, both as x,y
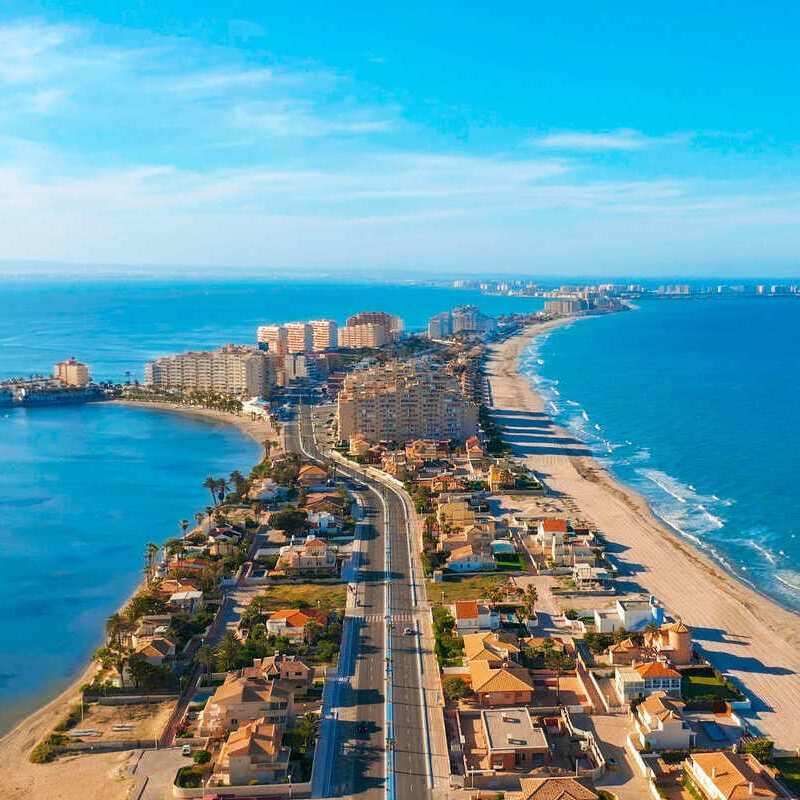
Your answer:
0,400 -> 278,799
488,318 -> 800,748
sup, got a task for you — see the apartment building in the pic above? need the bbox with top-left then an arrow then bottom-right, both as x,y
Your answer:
336,360 -> 478,443
337,322 -> 387,348
144,345 -> 276,397
285,321 -> 313,353
256,325 -> 288,356
53,358 -> 90,386
544,298 -> 583,315
345,310 -> 403,338
309,319 -> 338,351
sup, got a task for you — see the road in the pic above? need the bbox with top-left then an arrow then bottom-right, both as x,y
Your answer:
285,406 -> 432,800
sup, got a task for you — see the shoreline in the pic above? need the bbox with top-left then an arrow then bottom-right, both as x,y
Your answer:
488,318 -> 800,748
0,399 -> 278,798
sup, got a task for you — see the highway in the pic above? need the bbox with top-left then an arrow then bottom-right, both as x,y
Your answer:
284,406 -> 432,800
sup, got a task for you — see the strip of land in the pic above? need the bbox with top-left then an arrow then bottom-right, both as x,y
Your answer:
487,321 -> 800,748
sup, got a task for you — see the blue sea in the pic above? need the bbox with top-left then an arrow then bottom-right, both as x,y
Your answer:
0,277 -> 542,734
520,296 -> 800,613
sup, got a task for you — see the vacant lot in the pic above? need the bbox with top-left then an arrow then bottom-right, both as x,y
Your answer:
426,573 -> 509,603
75,700 -> 175,741
254,583 -> 346,610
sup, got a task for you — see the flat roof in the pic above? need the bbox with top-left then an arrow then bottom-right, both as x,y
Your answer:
481,708 -> 548,752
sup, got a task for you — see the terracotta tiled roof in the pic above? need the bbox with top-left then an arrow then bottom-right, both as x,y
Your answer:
519,776 -> 598,800
540,518 -> 568,533
469,660 -> 534,693
134,637 -> 174,658
225,717 -> 286,760
454,600 -> 479,620
634,661 -> 681,679
268,608 -> 313,628
211,676 -> 288,706
691,752 -> 780,799
640,691 -> 685,722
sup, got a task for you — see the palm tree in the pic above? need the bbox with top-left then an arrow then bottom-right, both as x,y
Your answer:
546,649 -> 568,706
203,476 -> 218,505
144,542 -> 160,584
194,511 -> 204,527
262,440 -> 272,458
196,644 -> 214,677
215,478 -> 228,505
179,519 -> 189,536
105,612 -> 124,646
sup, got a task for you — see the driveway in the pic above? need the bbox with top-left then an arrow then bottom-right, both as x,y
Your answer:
134,747 -> 189,800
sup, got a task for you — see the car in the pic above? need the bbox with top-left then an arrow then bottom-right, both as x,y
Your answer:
403,627 -> 414,636
181,744 -> 192,757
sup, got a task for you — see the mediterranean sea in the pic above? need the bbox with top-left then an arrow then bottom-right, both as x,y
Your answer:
0,277 -> 543,734
520,296 -> 800,613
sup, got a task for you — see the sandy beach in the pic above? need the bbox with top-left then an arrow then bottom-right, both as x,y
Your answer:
0,400 -> 279,800
487,319 -> 800,749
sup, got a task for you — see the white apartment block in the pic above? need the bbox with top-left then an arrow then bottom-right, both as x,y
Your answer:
257,325 -> 288,356
309,319 -> 338,351
337,360 -> 478,443
145,345 -> 276,397
285,322 -> 313,353
337,323 -> 388,349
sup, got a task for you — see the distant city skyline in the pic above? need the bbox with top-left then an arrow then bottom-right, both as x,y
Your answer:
2,3 -> 800,275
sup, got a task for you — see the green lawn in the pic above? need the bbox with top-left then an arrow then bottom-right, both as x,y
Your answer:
775,757 -> 800,794
426,574 -> 508,603
681,668 -> 744,701
494,553 -> 527,571
252,583 -> 347,610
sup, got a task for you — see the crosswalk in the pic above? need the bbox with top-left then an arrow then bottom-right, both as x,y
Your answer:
359,612 -> 414,623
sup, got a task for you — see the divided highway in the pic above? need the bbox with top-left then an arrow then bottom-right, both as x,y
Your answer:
284,407 -> 432,800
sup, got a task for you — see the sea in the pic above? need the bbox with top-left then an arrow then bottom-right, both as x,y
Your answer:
0,277 -> 543,734
520,295 -> 800,614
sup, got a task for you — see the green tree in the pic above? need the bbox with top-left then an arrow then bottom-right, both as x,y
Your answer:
269,508 -> 309,536
546,649 -> 569,706
144,542 -> 160,585
216,631 -> 242,671
196,644 -> 215,676
442,677 -> 474,703
105,612 -> 124,646
743,739 -> 774,763
203,476 -> 218,505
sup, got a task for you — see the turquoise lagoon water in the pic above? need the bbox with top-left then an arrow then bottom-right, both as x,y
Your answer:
0,278 -> 543,733
521,296 -> 800,613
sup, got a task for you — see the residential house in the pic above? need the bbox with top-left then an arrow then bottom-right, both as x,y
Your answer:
452,600 -> 499,635
307,510 -> 341,534
462,631 -> 521,665
154,579 -> 199,602
615,661 -> 682,703
297,464 -> 327,488
168,589 -> 204,614
131,614 -> 173,647
405,439 -> 451,460
537,518 -> 568,548
685,751 -> 791,800
438,523 -> 493,553
348,436 -> 371,457
634,691 -> 692,750
199,675 -> 294,735
266,608 -> 328,643
248,477 -> 287,503
643,620 -> 693,665
480,707 -> 549,769
133,636 -> 175,666
469,660 -> 535,706
518,776 -> 598,800
446,544 -> 496,572
216,717 -> 290,786
275,536 -> 338,576
251,654 -> 314,693
488,464 -> 516,493
208,531 -> 238,557
595,597 -> 657,633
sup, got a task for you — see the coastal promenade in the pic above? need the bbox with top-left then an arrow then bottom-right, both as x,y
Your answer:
487,322 -> 800,749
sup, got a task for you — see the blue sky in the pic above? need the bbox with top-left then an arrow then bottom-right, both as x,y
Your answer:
2,1 -> 800,276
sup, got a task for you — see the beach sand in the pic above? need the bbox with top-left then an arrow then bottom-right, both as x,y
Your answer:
488,321 -> 800,749
0,400 -> 280,799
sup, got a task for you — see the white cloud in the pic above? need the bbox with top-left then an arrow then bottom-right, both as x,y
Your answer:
529,128 -> 683,151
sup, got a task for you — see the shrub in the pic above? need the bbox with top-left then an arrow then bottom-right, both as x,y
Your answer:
564,608 -> 579,620
175,766 -> 202,788
29,734 -> 67,764
442,676 -> 474,702
743,738 -> 774,763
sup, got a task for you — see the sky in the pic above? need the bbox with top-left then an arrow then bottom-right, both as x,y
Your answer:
1,1 -> 800,277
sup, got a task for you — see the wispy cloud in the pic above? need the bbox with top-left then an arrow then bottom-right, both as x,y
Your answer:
529,128 -> 687,151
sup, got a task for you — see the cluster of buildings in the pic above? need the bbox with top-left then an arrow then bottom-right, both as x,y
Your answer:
1,358 -> 99,407
427,305 -> 497,339
336,359 -> 479,445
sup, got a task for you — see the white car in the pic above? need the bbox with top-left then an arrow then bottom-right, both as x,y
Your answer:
181,744 -> 192,757
403,627 -> 414,636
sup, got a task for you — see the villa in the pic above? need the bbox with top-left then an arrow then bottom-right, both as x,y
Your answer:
633,691 -> 693,750
463,631 -> 521,665
685,751 -> 791,800
479,707 -> 549,770
469,660 -> 536,706
452,600 -> 499,635
615,661 -> 682,703
133,636 -> 175,666
199,675 -> 294,736
519,776 -> 598,800
266,607 -> 328,642
297,463 -> 327,488
276,536 -> 338,576
215,717 -> 290,786
446,543 -> 496,572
